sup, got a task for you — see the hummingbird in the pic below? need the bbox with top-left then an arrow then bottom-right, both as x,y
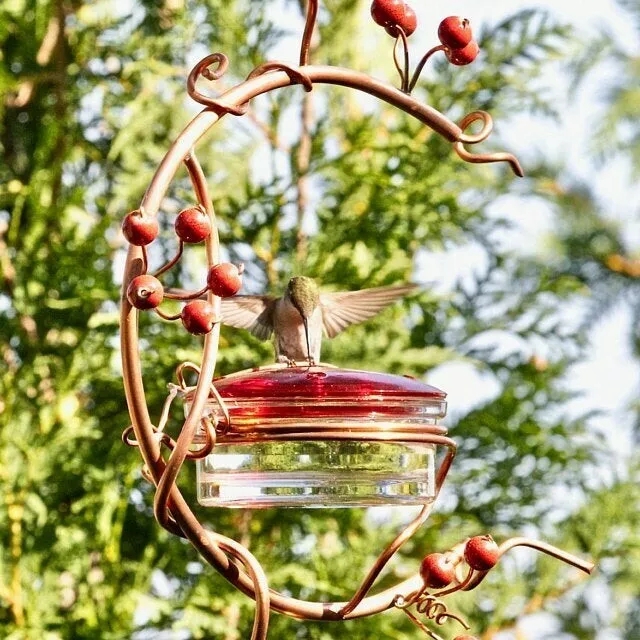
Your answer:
219,276 -> 417,365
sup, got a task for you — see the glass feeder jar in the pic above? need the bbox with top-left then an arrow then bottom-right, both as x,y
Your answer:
190,365 -> 448,508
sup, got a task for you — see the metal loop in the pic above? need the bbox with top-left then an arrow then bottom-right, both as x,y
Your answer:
187,53 -> 248,115
455,111 -> 524,177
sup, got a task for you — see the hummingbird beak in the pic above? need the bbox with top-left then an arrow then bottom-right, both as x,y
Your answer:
302,316 -> 312,364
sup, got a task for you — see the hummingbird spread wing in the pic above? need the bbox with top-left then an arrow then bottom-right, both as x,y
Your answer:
320,284 -> 418,339
219,295 -> 276,340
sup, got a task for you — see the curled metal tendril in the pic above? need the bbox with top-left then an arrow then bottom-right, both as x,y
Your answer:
247,61 -> 313,92
188,53 -> 314,117
397,593 -> 469,630
187,53 -> 249,115
122,423 -> 215,461
454,111 -> 525,177
176,361 -> 231,435
121,411 -> 216,462
121,363 -> 231,463
209,530 -> 271,639
393,597 -> 447,640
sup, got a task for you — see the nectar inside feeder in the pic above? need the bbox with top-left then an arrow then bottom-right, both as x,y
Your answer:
190,364 -> 451,508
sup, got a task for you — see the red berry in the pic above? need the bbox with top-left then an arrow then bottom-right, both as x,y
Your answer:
438,16 -> 473,49
464,535 -> 500,572
122,210 -> 159,246
453,636 -> 480,640
126,275 -> 164,310
419,553 -> 456,589
181,300 -> 218,335
446,40 -> 479,66
207,262 -> 244,298
384,5 -> 417,37
371,0 -> 405,27
175,206 -> 212,244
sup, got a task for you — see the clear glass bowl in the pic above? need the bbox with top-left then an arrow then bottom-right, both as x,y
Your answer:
190,365 -> 447,508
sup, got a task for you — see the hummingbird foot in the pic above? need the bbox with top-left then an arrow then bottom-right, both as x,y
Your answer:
276,356 -> 317,368
276,355 -> 300,367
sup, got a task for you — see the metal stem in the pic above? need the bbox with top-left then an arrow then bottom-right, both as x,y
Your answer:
299,0 -> 318,66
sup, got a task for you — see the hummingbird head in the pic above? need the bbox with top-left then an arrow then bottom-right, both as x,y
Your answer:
286,276 -> 320,319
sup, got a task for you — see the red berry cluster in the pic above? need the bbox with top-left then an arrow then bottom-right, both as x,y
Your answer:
122,205 -> 245,336
179,263 -> 243,334
367,6 -> 480,83
122,204 -> 214,247
370,0 -> 417,38
419,535 -> 500,591
437,16 -> 479,66
127,262 -> 243,334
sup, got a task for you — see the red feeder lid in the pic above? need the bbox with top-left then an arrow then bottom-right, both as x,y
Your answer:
213,364 -> 446,401
199,365 -> 448,429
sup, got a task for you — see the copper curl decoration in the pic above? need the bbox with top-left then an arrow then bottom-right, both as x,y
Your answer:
119,1 -> 589,638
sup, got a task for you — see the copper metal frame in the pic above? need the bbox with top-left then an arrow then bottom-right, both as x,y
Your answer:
119,2 -> 593,638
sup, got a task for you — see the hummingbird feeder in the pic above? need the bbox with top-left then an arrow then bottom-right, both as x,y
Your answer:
189,364 -> 450,508
119,2 -> 594,638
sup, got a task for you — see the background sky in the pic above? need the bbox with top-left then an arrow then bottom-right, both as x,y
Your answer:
404,1 -> 638,457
